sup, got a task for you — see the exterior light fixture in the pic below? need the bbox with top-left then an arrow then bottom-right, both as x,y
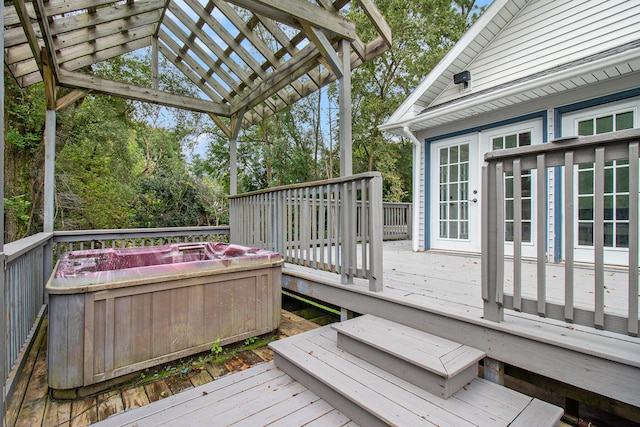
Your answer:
453,71 -> 471,91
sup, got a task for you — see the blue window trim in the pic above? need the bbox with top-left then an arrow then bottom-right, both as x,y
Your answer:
423,111 -> 547,251
552,88 -> 640,262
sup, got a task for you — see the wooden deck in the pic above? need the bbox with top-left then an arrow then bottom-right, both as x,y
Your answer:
7,311 -> 322,427
281,241 -> 640,422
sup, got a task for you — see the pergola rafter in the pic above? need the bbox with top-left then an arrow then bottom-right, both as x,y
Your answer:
3,0 -> 391,129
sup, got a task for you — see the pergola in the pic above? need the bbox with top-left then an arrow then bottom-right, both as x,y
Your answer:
1,0 -> 391,235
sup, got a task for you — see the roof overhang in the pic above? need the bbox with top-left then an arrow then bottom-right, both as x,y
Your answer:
380,42 -> 640,136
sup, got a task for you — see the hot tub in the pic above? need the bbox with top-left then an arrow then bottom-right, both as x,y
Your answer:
46,242 -> 283,394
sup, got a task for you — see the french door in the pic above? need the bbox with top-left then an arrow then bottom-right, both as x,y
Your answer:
430,136 -> 480,252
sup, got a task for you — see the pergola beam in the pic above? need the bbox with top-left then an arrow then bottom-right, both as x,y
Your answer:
225,0 -> 357,41
57,70 -> 231,116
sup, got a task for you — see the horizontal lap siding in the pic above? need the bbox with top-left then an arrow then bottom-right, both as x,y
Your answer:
432,0 -> 640,107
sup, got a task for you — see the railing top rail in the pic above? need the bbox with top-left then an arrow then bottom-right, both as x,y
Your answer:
228,172 -> 383,199
4,232 -> 54,263
484,128 -> 640,163
53,226 -> 230,242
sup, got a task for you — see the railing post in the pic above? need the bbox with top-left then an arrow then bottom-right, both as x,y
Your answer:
407,202 -> 413,240
369,174 -> 383,291
482,161 -> 504,322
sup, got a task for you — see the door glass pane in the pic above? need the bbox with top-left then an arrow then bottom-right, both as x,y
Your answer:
604,223 -> 614,247
617,223 -> 629,248
579,223 -> 593,245
616,195 -> 629,220
460,221 -> 469,239
440,148 -> 448,164
578,196 -> 593,220
460,144 -> 469,162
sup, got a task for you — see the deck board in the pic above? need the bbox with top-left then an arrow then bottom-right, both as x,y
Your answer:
271,325 -> 554,426
95,363 -> 354,427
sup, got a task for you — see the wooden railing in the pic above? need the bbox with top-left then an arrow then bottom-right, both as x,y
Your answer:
482,128 -> 640,336
229,172 -> 384,291
52,226 -> 230,259
1,233 -> 51,414
383,202 -> 412,240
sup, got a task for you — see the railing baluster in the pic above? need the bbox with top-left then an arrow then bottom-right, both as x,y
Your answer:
496,162 -> 505,307
628,142 -> 639,336
513,159 -> 522,311
536,154 -> 547,317
594,147 -> 605,329
564,151 -> 575,323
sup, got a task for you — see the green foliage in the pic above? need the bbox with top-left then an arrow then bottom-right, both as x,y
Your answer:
340,0 -> 480,201
210,338 -> 223,357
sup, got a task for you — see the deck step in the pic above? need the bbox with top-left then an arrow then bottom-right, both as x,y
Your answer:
270,321 -> 564,427
332,314 -> 485,399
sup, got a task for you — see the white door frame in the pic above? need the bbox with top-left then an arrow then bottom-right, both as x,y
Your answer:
429,134 -> 480,252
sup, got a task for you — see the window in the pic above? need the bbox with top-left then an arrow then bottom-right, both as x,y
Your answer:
576,110 -> 634,248
492,132 -> 532,242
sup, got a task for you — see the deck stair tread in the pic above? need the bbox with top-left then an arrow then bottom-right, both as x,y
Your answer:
332,314 -> 485,398
270,321 -> 564,426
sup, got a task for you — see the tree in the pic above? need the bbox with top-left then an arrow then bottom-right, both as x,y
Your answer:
342,0 -> 480,201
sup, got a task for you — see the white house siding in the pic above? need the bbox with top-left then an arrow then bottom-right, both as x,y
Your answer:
418,142 -> 426,250
414,72 -> 639,254
431,0 -> 640,108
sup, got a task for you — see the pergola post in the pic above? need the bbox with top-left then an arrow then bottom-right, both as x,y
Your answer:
0,1 -> 5,420
338,39 -> 352,177
229,110 -> 244,196
43,56 -> 56,233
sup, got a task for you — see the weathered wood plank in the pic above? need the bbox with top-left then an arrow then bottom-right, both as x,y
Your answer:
14,348 -> 48,427
42,399 -> 71,427
96,390 -> 125,422
57,70 -> 230,116
121,386 -> 150,410
144,381 -> 173,403
70,398 -> 97,427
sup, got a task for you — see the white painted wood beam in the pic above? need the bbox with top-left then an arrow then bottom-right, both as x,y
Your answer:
225,0 -> 357,41
57,70 -> 231,116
